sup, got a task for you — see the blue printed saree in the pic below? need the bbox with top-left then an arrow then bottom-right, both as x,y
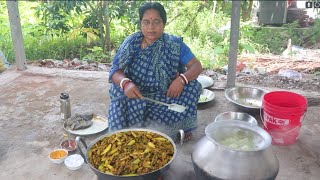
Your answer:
108,31 -> 201,139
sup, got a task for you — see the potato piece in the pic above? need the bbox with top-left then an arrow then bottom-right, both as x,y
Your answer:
127,140 -> 136,146
147,142 -> 155,148
101,144 -> 111,155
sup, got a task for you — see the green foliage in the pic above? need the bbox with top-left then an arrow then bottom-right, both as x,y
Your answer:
24,36 -> 87,60
305,19 -> 320,44
250,20 -> 320,54
0,2 -> 13,62
1,0 -> 320,70
165,1 -> 229,68
83,46 -> 113,63
34,1 -> 87,35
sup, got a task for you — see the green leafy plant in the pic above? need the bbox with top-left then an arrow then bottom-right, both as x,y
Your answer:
24,36 -> 87,60
83,46 -> 113,63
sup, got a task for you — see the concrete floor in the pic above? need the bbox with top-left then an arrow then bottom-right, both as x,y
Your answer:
0,66 -> 319,180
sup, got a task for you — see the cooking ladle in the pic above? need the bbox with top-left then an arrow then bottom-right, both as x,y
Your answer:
143,97 -> 186,113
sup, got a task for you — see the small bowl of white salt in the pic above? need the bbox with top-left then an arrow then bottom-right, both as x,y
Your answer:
64,154 -> 84,170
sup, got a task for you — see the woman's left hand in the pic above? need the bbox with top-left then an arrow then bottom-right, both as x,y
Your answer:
167,76 -> 185,98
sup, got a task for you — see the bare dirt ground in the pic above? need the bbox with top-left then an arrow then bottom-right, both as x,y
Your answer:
236,53 -> 320,93
29,51 -> 320,94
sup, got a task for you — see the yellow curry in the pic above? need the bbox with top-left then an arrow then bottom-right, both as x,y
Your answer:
88,130 -> 174,176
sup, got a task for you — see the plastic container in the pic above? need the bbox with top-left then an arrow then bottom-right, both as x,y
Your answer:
261,91 -> 307,145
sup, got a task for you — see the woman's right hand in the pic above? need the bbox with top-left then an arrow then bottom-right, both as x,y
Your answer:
123,82 -> 143,99
111,70 -> 143,99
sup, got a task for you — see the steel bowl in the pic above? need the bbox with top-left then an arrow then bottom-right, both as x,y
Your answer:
225,87 -> 268,109
197,75 -> 214,89
214,111 -> 258,126
60,139 -> 77,152
198,89 -> 215,104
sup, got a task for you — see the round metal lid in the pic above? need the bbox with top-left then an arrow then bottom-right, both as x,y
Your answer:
205,121 -> 271,151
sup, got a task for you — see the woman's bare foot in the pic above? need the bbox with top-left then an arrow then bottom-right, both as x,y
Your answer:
175,130 -> 193,144
184,131 -> 192,142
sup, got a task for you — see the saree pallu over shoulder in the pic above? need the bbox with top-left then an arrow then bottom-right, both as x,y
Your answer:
129,33 -> 183,93
108,32 -> 143,81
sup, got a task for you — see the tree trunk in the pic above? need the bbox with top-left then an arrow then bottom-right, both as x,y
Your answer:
104,1 -> 111,55
241,0 -> 254,21
247,0 -> 253,20
212,0 -> 217,20
97,1 -> 106,51
6,0 -> 27,70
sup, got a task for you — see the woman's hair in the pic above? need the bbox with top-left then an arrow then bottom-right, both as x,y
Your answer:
139,2 -> 167,24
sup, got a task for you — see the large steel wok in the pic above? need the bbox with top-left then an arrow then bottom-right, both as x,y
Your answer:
76,128 -> 178,180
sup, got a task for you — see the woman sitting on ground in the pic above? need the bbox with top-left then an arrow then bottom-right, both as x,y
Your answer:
108,2 -> 203,141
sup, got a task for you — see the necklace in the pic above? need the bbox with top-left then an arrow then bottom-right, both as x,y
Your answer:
141,38 -> 152,49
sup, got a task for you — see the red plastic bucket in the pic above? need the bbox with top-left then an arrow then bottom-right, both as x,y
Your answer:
261,91 -> 307,145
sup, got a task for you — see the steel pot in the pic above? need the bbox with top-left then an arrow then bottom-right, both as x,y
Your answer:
76,128 -> 178,180
192,121 -> 279,180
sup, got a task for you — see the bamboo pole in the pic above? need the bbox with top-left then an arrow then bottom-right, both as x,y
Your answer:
226,1 -> 241,88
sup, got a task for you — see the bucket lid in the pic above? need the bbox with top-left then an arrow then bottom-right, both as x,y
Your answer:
263,91 -> 307,112
205,121 -> 271,151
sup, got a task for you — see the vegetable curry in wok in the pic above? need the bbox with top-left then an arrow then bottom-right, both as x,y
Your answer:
88,130 -> 174,176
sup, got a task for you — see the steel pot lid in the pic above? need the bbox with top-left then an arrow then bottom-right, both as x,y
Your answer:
205,121 -> 272,151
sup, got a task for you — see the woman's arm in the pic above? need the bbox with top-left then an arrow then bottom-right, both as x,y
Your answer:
111,70 -> 127,87
111,70 -> 143,99
183,57 -> 203,81
166,57 -> 202,98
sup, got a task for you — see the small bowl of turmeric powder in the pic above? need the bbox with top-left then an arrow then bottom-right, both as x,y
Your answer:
49,149 -> 68,164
